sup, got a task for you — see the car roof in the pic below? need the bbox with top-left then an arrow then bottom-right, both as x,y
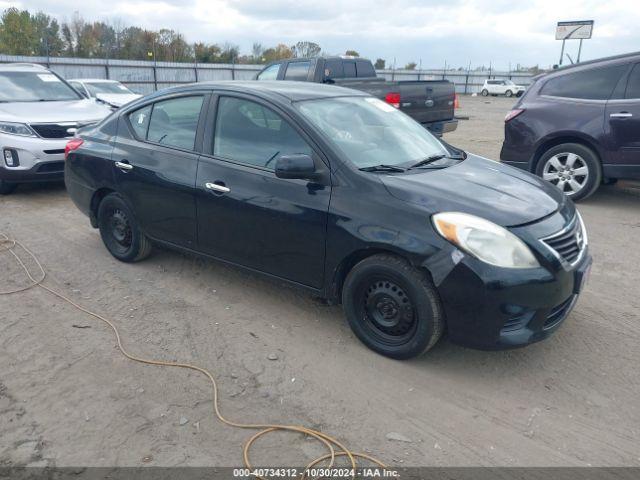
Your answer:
0,63 -> 49,72
545,50 -> 640,78
148,80 -> 369,103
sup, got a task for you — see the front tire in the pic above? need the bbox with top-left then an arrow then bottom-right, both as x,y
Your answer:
342,254 -> 444,359
481,89 -> 489,96
97,193 -> 152,262
536,143 -> 601,201
0,179 -> 16,195
505,89 -> 513,97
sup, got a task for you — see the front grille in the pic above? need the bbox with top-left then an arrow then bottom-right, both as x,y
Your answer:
544,295 -> 576,329
43,149 -> 65,155
36,161 -> 64,173
30,123 -> 78,139
541,216 -> 585,266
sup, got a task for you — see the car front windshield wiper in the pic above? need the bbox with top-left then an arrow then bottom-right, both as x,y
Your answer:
359,164 -> 406,173
408,154 -> 464,170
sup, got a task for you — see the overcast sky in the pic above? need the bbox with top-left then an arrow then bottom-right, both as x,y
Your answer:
4,0 -> 640,69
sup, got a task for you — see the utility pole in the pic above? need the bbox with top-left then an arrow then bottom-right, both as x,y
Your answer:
559,39 -> 566,66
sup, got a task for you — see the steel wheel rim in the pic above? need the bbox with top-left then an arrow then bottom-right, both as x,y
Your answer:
360,278 -> 417,345
109,209 -> 133,253
542,152 -> 589,196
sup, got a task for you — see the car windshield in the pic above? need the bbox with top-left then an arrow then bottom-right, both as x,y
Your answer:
0,71 -> 81,102
85,82 -> 134,95
296,96 -> 449,169
505,80 -> 515,85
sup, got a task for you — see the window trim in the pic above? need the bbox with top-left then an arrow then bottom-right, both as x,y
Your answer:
124,92 -> 209,154
202,91 -> 328,174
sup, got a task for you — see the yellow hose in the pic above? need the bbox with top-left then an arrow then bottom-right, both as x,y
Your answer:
0,233 -> 385,477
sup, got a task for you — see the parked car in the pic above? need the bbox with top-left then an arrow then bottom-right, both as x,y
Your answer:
501,51 -> 640,201
481,79 -> 526,97
65,81 -> 591,359
68,78 -> 142,108
255,56 -> 458,136
0,63 -> 112,195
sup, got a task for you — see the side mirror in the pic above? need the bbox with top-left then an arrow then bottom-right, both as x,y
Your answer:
275,154 -> 318,180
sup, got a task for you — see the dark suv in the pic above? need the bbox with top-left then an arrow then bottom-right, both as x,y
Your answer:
501,52 -> 640,201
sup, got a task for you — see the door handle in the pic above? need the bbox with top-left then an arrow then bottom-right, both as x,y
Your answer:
610,112 -> 633,118
205,182 -> 230,193
115,161 -> 133,171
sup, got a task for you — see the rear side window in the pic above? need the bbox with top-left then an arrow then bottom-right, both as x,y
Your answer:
356,60 -> 376,78
284,61 -> 311,81
324,59 -> 344,80
625,64 -> 640,99
343,61 -> 356,78
257,63 -> 280,81
146,96 -> 204,150
128,105 -> 152,139
541,65 -> 627,100
213,96 -> 311,170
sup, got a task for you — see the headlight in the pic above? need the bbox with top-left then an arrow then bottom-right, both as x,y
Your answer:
432,212 -> 540,268
0,122 -> 36,137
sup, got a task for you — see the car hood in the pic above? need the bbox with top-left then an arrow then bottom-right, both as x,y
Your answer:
380,154 -> 568,227
95,93 -> 142,107
0,99 -> 112,123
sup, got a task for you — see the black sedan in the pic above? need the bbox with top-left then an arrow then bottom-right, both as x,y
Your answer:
65,81 -> 592,359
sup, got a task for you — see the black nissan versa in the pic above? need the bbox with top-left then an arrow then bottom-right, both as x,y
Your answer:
65,81 -> 592,359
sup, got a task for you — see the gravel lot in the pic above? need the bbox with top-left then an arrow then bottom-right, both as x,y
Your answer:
1,95 -> 639,469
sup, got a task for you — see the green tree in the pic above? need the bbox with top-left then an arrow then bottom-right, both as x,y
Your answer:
374,58 -> 386,69
404,62 -> 417,70
0,8 -> 36,55
345,49 -> 359,57
31,11 -> 63,56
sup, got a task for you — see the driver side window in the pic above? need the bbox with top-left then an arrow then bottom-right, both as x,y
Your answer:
213,96 -> 312,170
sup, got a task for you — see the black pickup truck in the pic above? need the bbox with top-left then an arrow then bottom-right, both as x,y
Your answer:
255,56 -> 458,136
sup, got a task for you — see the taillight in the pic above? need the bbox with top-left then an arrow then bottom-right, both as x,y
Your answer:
454,93 -> 460,109
504,109 -> 525,122
65,138 -> 84,160
385,92 -> 401,108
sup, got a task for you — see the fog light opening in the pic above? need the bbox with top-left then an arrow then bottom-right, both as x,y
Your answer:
3,148 -> 19,167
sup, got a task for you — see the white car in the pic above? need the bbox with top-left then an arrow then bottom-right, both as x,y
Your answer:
480,79 -> 526,98
0,64 -> 112,194
68,79 -> 142,108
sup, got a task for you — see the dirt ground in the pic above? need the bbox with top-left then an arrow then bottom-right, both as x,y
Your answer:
1,95 -> 639,469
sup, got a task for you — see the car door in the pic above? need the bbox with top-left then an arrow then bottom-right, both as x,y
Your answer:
605,62 -> 640,165
195,93 -> 331,288
112,93 -> 208,248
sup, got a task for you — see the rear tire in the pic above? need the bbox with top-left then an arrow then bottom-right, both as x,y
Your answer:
481,89 -> 489,96
97,193 -> 152,262
342,254 -> 444,359
536,143 -> 601,201
0,179 -> 16,195
505,89 -> 513,97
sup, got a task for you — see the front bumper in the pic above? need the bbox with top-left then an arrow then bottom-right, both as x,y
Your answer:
433,211 -> 591,350
0,133 -> 68,183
